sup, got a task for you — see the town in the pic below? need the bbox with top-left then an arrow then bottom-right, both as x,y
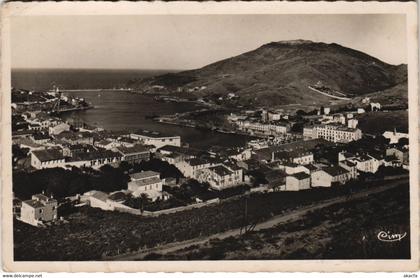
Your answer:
11,86 -> 409,233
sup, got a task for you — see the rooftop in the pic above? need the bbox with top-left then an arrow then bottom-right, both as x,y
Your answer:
130,170 -> 160,181
132,129 -> 179,139
32,148 -> 64,162
70,150 -> 122,161
340,160 -> 357,167
322,166 -> 349,176
22,199 -> 45,209
32,133 -> 50,141
116,144 -> 152,155
89,191 -> 109,202
291,172 -> 311,180
208,165 -> 233,177
186,158 -> 210,166
130,177 -> 162,187
303,164 -> 319,171
32,194 -> 51,202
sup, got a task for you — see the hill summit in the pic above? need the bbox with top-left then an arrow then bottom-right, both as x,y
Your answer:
129,40 -> 407,106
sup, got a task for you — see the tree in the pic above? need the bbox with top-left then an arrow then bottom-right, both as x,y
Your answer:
397,137 -> 409,147
139,193 -> 150,213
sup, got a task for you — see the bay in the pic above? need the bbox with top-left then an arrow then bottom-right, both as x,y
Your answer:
60,90 -> 250,149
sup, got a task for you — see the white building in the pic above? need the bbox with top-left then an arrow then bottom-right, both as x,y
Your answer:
115,145 -> 151,164
347,118 -> 358,129
48,122 -> 70,135
196,164 -> 243,190
311,166 -> 350,187
130,129 -> 181,148
128,171 -> 163,200
338,160 -> 358,179
370,102 -> 381,111
304,124 -> 362,143
282,163 -> 310,175
83,190 -> 130,211
273,150 -> 314,165
352,154 -> 381,173
383,129 -> 409,144
268,111 -> 282,121
20,194 -> 58,226
175,158 -> 213,179
285,172 -> 311,191
95,139 -> 120,150
31,148 -> 66,169
357,108 -> 366,114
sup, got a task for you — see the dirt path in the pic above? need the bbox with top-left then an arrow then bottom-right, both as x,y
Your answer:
110,178 -> 408,261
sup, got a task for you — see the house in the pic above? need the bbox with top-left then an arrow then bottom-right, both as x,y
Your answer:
62,143 -> 97,157
12,129 -> 36,140
95,139 -> 120,150
130,129 -> 181,148
357,108 -> 366,114
175,158 -> 213,179
224,148 -> 252,162
302,163 -> 319,174
48,122 -> 70,135
311,166 -> 350,187
128,171 -> 163,200
273,150 -> 314,165
116,136 -> 139,148
85,191 -> 114,211
339,151 -> 382,174
20,194 -> 58,226
31,133 -> 51,144
338,151 -> 356,162
347,118 -> 358,129
386,146 -> 409,165
352,154 -> 381,173
55,131 -> 94,145
384,156 -> 403,168
31,148 -> 65,169
28,123 -> 42,131
268,111 -> 282,121
65,150 -> 123,169
263,169 -> 287,191
282,162 -> 309,175
196,164 -> 243,190
285,172 -> 311,191
370,102 -> 381,111
338,160 -> 358,179
236,158 -> 260,171
115,144 -> 151,164
83,190 -> 128,211
156,145 -> 197,162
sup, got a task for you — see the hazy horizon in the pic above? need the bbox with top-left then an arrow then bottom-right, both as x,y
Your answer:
11,15 -> 407,69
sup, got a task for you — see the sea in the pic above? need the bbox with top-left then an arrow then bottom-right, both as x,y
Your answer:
12,68 -> 250,149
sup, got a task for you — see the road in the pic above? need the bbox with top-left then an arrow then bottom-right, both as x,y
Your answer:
110,178 -> 408,261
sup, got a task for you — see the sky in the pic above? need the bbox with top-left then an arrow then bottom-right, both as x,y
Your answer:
11,14 -> 407,70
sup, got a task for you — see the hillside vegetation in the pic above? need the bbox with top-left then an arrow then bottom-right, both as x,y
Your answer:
130,40 -> 407,106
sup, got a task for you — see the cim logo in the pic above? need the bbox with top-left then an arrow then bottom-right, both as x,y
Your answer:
377,231 -> 407,242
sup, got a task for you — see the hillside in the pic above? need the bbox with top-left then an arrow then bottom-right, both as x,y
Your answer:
130,40 -> 407,106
